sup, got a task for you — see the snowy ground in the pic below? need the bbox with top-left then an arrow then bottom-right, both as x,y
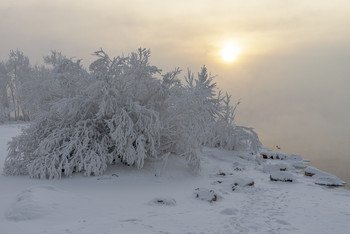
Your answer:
1,124 -> 350,234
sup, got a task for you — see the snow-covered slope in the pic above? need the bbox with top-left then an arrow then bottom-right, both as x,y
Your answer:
1,124 -> 350,234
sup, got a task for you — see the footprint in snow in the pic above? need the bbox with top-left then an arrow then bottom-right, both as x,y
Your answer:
5,185 -> 77,221
220,208 -> 239,215
120,218 -> 142,222
276,219 -> 290,225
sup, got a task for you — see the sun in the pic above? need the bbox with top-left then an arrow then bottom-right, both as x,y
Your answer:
220,44 -> 240,63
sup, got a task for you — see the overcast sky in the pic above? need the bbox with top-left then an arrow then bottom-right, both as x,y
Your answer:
1,0 -> 350,177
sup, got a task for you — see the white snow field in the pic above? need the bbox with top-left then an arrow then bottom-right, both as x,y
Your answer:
1,124 -> 350,234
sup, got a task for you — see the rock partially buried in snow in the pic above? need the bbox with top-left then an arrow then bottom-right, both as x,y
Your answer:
231,177 -> 255,191
148,197 -> 177,206
285,153 -> 308,169
290,161 -> 308,169
260,149 -> 288,160
314,174 -> 346,187
260,148 -> 275,159
217,172 -> 227,177
194,188 -> 222,203
263,163 -> 291,174
287,153 -> 310,164
274,151 -> 288,160
305,166 -> 346,186
287,154 -> 303,161
270,171 -> 294,182
305,166 -> 322,177
233,162 -> 245,171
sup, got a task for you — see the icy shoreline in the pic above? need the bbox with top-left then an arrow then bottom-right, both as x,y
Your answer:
1,124 -> 350,234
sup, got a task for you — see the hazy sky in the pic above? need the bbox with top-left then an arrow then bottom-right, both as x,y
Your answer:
1,0 -> 350,179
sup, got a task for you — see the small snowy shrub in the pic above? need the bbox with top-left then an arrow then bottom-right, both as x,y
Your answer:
4,48 -> 261,179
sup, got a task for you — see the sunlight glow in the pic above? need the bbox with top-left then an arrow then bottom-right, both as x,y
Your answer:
220,44 -> 240,63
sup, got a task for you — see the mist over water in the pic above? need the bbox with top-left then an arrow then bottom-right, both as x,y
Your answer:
214,44 -> 350,189
260,134 -> 350,189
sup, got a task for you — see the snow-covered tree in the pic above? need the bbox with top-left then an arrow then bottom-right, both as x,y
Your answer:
46,51 -> 89,99
18,51 -> 89,120
4,48 -> 261,179
0,50 -> 88,122
0,62 -> 11,122
6,50 -> 32,121
17,65 -> 50,120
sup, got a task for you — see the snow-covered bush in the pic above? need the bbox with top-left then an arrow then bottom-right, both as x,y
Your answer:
192,76 -> 261,153
4,48 -> 261,179
5,49 -> 161,178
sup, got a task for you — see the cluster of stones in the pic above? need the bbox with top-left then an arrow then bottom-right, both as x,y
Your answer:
259,148 -> 346,187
